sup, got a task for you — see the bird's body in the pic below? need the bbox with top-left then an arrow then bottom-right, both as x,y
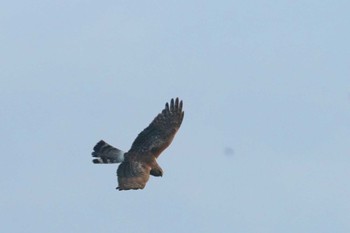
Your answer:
92,98 -> 184,191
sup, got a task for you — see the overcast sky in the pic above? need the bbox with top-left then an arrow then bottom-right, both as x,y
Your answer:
1,1 -> 349,233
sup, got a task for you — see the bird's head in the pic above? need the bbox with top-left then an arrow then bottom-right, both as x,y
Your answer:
150,167 -> 163,177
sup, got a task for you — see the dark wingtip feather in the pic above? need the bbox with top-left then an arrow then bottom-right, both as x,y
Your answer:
170,98 -> 175,111
93,140 -> 105,152
166,97 -> 184,115
92,158 -> 101,163
174,98 -> 178,110
179,100 -> 183,112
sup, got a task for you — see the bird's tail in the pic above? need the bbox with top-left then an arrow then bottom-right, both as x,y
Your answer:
92,140 -> 125,164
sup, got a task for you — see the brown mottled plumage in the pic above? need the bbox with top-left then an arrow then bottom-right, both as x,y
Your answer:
92,98 -> 184,191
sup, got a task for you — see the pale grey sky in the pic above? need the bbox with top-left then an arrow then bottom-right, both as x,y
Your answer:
1,1 -> 349,233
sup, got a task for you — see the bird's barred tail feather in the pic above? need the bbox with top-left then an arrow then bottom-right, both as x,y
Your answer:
92,140 -> 125,164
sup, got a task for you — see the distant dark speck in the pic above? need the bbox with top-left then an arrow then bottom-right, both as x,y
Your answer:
224,147 -> 234,156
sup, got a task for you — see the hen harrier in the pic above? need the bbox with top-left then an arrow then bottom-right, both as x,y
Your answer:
92,98 -> 184,191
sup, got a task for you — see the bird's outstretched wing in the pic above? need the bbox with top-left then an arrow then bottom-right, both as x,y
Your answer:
128,97 -> 184,158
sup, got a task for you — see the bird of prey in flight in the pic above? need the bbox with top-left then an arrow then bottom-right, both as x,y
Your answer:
92,98 -> 184,191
